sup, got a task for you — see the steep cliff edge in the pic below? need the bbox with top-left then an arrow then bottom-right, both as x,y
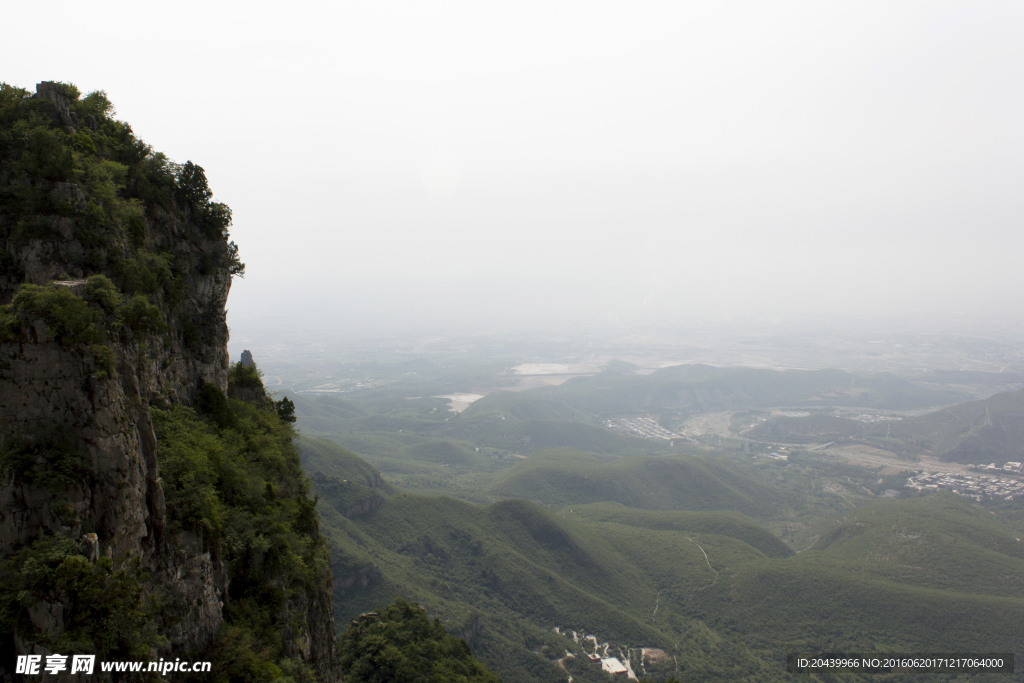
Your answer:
0,82 -> 337,681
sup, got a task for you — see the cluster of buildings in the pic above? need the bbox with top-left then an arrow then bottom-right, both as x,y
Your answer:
552,628 -> 638,679
586,654 -> 630,677
604,416 -> 685,441
907,469 -> 1024,501
982,461 -> 1023,473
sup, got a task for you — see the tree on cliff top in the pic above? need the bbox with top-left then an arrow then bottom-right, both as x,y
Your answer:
338,598 -> 501,683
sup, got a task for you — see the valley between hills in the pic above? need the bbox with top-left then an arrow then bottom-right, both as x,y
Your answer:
244,329 -> 1024,683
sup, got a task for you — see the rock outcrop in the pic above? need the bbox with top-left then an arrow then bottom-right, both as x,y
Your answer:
0,82 -> 337,681
32,81 -> 77,131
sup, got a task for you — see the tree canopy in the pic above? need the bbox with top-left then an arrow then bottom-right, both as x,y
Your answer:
338,598 -> 501,683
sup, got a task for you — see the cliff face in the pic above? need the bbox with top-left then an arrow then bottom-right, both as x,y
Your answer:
0,82 -> 336,681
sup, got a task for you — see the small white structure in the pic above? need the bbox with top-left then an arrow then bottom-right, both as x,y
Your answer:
601,658 -> 628,676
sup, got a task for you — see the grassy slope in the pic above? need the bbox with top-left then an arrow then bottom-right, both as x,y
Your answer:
488,449 -> 790,517
809,493 -> 1024,594
310,444 -> 1024,682
565,502 -> 793,559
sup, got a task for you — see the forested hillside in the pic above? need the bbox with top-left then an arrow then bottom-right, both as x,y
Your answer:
305,437 -> 1024,682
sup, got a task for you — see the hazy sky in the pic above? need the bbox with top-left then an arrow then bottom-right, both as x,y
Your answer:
4,1 -> 1023,332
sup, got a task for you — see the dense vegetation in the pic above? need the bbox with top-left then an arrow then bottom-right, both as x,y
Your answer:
153,381 -> 330,682
0,538 -> 163,661
338,598 -> 500,683
0,81 -> 242,276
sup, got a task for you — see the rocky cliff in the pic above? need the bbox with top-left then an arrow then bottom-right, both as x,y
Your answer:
0,82 -> 337,681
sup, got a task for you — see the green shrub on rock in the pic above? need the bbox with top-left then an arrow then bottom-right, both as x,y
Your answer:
0,538 -> 165,661
9,284 -> 103,346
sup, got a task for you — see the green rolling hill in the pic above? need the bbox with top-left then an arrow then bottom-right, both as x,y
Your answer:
565,502 -> 793,559
747,413 -> 867,443
808,492 -> 1024,595
746,388 -> 1024,465
299,435 -> 390,488
306,443 -> 1024,682
488,449 -> 791,517
691,495 -> 1024,659
877,389 -> 1024,464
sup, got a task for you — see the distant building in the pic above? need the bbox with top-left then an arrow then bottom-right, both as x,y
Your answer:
601,658 -> 628,676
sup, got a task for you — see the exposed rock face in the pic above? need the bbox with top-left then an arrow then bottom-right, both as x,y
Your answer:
334,566 -> 382,591
311,471 -> 384,519
345,495 -> 384,518
0,83 -> 337,681
227,352 -> 275,407
32,81 -> 77,130
452,615 -> 484,646
0,246 -> 231,657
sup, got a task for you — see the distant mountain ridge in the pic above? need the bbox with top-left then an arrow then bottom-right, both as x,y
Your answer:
748,388 -> 1024,465
514,364 -> 967,415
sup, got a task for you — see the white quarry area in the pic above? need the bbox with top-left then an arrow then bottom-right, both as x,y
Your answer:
508,358 -> 691,392
513,362 -> 604,376
433,393 -> 486,413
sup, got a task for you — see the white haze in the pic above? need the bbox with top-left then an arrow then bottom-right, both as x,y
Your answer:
4,1 -> 1023,335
